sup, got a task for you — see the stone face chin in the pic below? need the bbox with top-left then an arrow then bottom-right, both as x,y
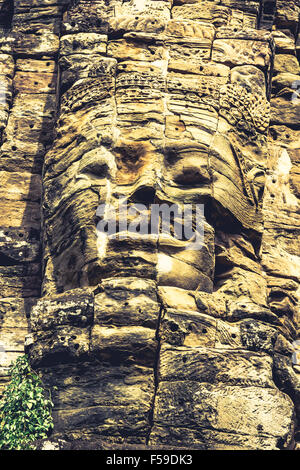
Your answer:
0,0 -> 299,451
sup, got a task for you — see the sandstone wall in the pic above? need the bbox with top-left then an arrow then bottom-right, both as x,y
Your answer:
0,0 -> 299,450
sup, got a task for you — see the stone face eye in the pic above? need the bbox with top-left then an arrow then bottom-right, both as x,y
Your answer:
77,148 -> 114,179
173,166 -> 210,185
165,149 -> 211,185
79,161 -> 109,178
165,149 -> 179,164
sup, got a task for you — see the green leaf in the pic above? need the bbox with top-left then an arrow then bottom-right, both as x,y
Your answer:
0,355 -> 54,450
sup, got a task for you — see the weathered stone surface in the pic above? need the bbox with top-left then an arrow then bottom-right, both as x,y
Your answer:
29,325 -> 91,367
94,277 -> 160,328
14,32 -> 59,57
273,31 -> 297,54
212,38 -> 272,68
0,263 -> 41,298
30,290 -> 94,333
60,33 -> 107,56
149,425 -> 283,450
0,54 -> 14,77
150,382 -> 295,447
273,54 -> 300,74
41,362 -> 154,410
158,286 -> 198,312
271,95 -> 300,125
13,71 -> 57,94
159,308 -> 279,352
0,298 -> 34,396
0,0 -> 299,452
90,325 -> 157,367
52,405 -> 151,444
158,344 -> 275,388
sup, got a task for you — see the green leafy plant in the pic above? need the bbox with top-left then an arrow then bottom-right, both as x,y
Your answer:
0,354 -> 54,450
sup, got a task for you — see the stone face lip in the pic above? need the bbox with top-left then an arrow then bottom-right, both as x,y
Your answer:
0,0 -> 299,451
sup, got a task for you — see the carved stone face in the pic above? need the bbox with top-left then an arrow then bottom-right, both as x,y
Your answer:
25,0 -> 299,450
42,5 -> 272,295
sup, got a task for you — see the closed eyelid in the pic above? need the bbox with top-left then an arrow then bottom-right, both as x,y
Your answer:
79,161 -> 110,177
77,148 -> 117,178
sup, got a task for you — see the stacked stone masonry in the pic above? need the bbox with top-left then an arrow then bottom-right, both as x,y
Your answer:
0,0 -> 299,450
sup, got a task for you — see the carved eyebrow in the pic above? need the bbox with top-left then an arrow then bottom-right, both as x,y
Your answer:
164,141 -> 209,151
78,148 -> 117,177
78,160 -> 109,177
164,143 -> 209,157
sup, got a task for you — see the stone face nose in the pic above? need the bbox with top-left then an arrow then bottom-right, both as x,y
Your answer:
129,166 -> 160,204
